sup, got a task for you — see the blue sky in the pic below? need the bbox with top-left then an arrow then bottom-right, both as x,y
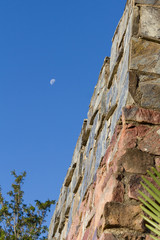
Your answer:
0,0 -> 126,229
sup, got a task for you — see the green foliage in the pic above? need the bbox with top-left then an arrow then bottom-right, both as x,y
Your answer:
139,167 -> 160,240
0,170 -> 55,240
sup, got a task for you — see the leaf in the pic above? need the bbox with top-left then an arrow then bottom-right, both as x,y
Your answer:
146,224 -> 160,236
140,182 -> 160,204
150,234 -> 160,240
139,190 -> 160,213
141,176 -> 160,198
142,215 -> 160,231
138,197 -> 160,217
147,170 -> 160,188
139,167 -> 160,239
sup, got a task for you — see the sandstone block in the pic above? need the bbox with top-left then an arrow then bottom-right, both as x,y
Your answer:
128,71 -> 139,103
95,172 -> 124,207
110,5 -> 129,73
99,233 -> 117,240
129,72 -> 160,108
138,126 -> 160,155
73,176 -> 82,194
132,6 -> 140,36
128,175 -> 143,199
104,202 -> 143,231
118,125 -> 137,150
92,229 -> 98,240
129,174 -> 160,201
119,148 -> 154,174
112,181 -> 125,202
117,86 -> 129,122
66,213 -> 80,240
82,214 -> 95,240
65,191 -> 73,217
122,106 -> 160,125
130,38 -> 160,74
82,228 -> 90,240
52,215 -> 60,237
140,6 -> 160,40
135,0 -> 160,5
102,124 -> 122,166
64,164 -> 77,187
94,174 -> 124,229
88,60 -> 109,122
139,81 -> 160,109
137,125 -> 150,138
121,234 -> 146,240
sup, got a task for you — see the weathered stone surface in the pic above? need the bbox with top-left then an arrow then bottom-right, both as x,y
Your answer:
81,119 -> 91,146
119,148 -> 154,174
104,202 -> 143,231
94,172 -> 124,207
130,37 -> 160,74
71,187 -> 81,219
132,6 -> 140,36
108,123 -> 153,175
128,175 -> 143,200
135,0 -> 160,5
80,148 -> 95,201
116,73 -> 129,125
129,71 -> 160,109
123,106 -> 160,125
73,176 -> 82,194
138,74 -> 160,83
64,163 -> 76,187
99,233 -> 117,240
85,112 -> 99,158
140,6 -> 160,40
138,126 -> 160,155
128,174 -> 159,200
88,59 -> 110,124
120,234 -> 146,240
118,125 -> 137,150
95,121 -> 109,174
110,4 -> 130,73
64,190 -> 74,226
139,81 -> 160,109
65,213 -> 80,240
128,71 -> 139,103
82,228 -> 90,240
94,174 -> 124,228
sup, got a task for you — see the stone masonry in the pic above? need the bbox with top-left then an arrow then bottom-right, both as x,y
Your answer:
48,0 -> 160,239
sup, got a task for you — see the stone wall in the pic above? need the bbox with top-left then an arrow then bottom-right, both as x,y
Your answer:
48,0 -> 160,239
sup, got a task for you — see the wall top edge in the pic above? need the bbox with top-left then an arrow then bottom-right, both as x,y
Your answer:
112,0 -> 160,44
112,0 -> 133,43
